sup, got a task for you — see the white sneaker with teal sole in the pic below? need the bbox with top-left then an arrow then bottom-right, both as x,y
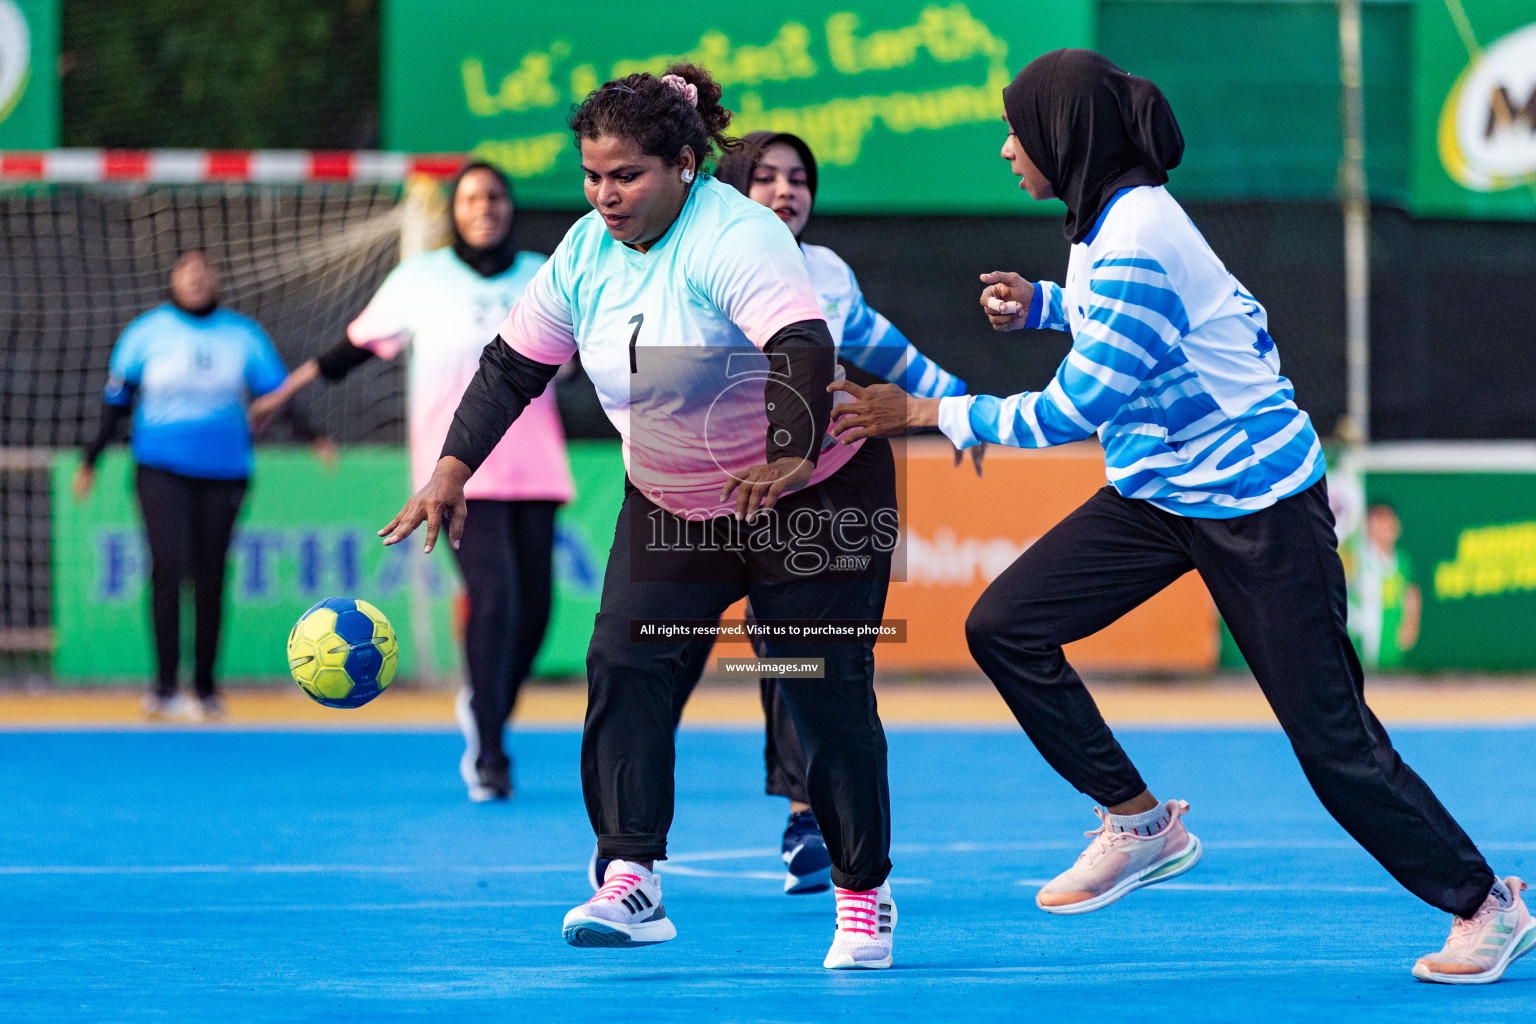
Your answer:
563,860 -> 676,948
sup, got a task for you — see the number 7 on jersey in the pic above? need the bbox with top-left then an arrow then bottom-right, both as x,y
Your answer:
628,313 -> 644,373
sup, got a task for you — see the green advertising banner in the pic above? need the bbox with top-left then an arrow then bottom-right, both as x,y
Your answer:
1412,0 -> 1536,219
51,442 -> 625,684
1354,469 -> 1536,672
383,0 -> 1091,213
0,0 -> 57,148
1217,455 -> 1536,674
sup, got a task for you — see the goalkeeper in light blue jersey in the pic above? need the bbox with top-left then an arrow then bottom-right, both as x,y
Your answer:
75,249 -> 325,721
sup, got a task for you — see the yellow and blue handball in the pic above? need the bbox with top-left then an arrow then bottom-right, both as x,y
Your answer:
286,597 -> 398,709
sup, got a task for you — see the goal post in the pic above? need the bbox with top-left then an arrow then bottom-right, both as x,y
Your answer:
0,149 -> 463,681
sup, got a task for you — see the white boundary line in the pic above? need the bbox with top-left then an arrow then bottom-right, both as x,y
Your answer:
162,899 -> 573,913
3,839 -> 1530,876
0,863 -> 578,876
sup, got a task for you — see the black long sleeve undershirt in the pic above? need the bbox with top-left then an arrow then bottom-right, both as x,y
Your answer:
761,318 -> 836,466
316,337 -> 376,380
82,389 -> 136,468
441,336 -> 562,473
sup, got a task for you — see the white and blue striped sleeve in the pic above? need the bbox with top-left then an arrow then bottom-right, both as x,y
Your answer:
939,255 -> 1190,449
1025,280 -> 1070,331
839,281 -> 965,398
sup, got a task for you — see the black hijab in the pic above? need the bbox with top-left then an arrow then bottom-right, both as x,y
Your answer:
1003,49 -> 1184,244
449,161 -> 520,277
714,131 -> 818,236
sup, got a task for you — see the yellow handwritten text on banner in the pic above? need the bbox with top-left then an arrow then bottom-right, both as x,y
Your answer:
457,4 -> 1011,179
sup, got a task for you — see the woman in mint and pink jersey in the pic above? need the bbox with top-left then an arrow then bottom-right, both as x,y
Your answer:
250,163 -> 573,803
381,64 -> 899,970
611,131 -> 979,900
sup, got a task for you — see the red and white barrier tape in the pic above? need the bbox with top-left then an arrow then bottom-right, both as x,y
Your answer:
0,150 -> 467,183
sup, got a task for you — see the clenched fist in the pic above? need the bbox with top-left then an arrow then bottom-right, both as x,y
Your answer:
978,271 -> 1035,331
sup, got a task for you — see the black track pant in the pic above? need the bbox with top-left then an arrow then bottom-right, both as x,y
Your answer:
583,439 -> 895,890
671,636 -> 809,805
965,479 -> 1495,918
134,465 -> 248,698
451,499 -> 558,770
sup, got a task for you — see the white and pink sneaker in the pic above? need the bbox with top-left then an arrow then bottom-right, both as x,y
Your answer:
823,883 -> 897,969
1414,876 -> 1535,984
1036,799 -> 1202,915
562,859 -> 677,947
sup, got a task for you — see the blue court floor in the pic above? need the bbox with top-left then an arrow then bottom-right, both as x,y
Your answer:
0,726 -> 1532,1022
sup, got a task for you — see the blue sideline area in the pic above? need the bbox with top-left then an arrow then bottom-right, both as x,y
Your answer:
1,727 -> 1532,1022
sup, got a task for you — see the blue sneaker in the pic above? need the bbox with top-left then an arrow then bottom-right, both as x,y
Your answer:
782,809 -> 833,894
588,846 -> 612,893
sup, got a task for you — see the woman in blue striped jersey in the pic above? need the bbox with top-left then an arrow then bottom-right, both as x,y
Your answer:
830,49 -> 1531,985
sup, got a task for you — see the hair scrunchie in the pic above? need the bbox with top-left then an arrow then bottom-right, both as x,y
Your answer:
660,74 -> 698,108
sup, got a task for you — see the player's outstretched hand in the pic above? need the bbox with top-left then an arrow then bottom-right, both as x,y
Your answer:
953,440 -> 986,477
250,360 -> 322,433
721,456 -> 814,523
827,379 -> 939,443
72,464 -> 95,502
310,437 -> 340,473
380,456 -> 472,553
247,390 -> 290,434
979,271 -> 1035,331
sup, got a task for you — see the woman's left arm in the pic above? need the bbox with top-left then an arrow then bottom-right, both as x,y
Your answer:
832,252 -> 1188,451
244,324 -> 335,462
77,323 -> 148,499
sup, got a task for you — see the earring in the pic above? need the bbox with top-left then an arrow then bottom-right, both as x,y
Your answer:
680,169 -> 695,183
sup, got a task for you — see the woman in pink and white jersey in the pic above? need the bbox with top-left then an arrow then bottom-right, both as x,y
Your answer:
251,163 -> 573,803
